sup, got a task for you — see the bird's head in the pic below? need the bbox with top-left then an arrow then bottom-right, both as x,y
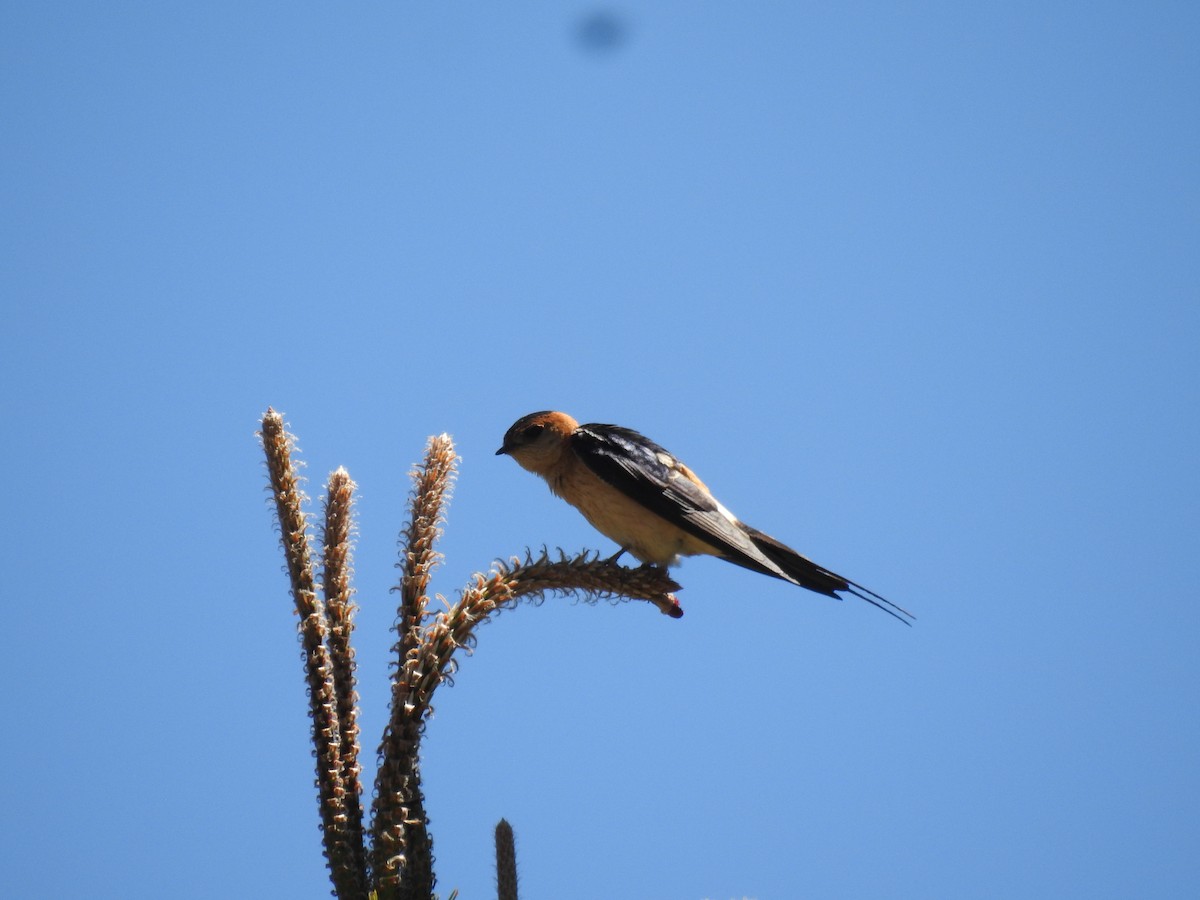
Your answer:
496,410 -> 579,474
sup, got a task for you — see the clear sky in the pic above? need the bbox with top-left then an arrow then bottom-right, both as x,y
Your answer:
3,3 -> 1198,898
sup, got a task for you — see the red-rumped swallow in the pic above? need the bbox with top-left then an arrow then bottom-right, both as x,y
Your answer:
497,411 -> 913,624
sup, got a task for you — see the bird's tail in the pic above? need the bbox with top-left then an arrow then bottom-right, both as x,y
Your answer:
740,526 -> 915,625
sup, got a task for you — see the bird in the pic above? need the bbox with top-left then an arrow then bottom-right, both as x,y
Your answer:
496,411 -> 913,624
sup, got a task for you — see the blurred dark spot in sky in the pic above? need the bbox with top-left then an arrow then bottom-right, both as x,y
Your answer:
575,9 -> 630,55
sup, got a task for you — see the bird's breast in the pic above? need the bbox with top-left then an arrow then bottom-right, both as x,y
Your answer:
549,460 -> 714,565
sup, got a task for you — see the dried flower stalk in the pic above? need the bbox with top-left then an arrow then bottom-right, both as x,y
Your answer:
403,552 -> 681,730
495,819 -> 518,900
261,412 -> 683,899
260,410 -> 368,900
372,435 -> 458,898
322,467 -> 368,883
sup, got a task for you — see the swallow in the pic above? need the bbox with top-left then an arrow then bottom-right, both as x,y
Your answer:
496,411 -> 913,624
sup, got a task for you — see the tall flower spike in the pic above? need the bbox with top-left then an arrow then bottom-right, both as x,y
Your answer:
372,435 -> 458,898
399,433 -> 457,623
322,466 -> 369,884
260,410 -> 368,900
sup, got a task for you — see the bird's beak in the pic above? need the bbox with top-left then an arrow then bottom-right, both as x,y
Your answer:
495,445 -> 509,456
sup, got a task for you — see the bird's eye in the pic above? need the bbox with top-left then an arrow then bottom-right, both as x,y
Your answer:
522,423 -> 545,440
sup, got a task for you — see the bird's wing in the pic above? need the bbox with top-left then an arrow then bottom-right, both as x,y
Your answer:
572,425 -> 915,624
570,424 -> 793,579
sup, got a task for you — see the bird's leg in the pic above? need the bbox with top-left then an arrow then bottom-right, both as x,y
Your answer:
604,546 -> 629,565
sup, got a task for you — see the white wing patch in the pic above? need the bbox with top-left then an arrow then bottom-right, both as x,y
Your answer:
658,450 -> 740,525
714,499 -> 741,525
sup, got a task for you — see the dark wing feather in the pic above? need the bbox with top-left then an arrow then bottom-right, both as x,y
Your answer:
571,424 -> 790,577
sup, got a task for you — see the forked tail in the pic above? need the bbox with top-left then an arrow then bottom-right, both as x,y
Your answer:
740,525 -> 915,625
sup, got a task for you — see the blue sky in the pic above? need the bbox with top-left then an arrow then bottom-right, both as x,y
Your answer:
3,3 -> 1198,898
